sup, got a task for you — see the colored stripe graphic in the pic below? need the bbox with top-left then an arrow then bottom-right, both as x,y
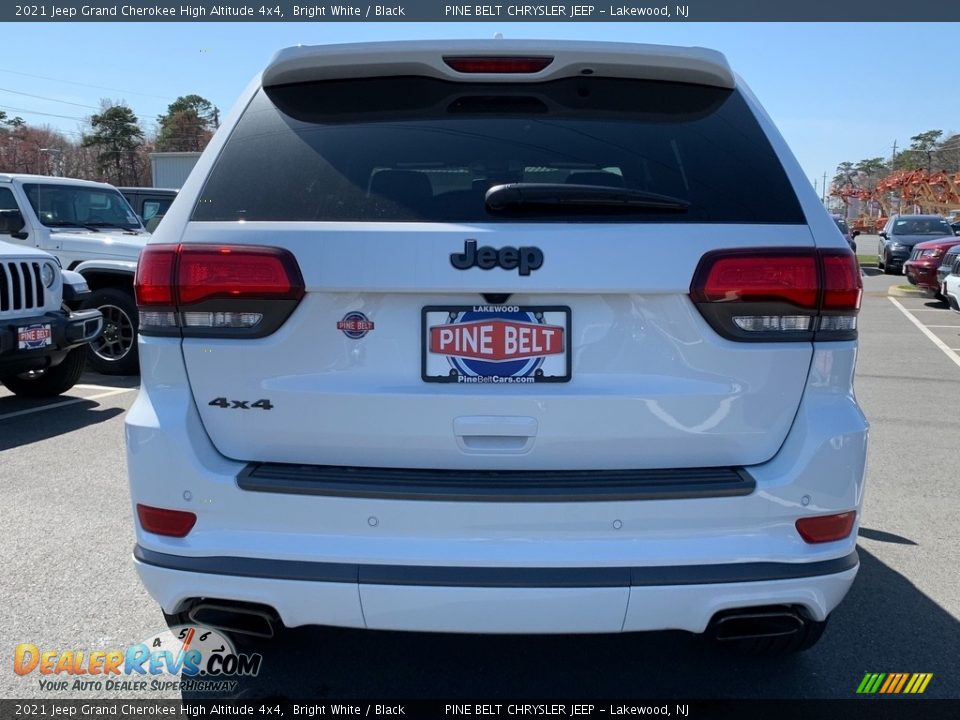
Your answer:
894,673 -> 910,693
879,674 -> 897,693
857,673 -> 932,694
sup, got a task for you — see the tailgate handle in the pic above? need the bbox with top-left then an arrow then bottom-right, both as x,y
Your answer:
453,416 -> 538,454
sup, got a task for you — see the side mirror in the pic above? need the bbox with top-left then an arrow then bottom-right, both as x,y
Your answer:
0,209 -> 26,239
879,231 -> 888,239
852,230 -> 861,238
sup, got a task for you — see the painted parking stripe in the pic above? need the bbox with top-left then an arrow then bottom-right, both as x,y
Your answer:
889,297 -> 960,370
0,387 -> 135,421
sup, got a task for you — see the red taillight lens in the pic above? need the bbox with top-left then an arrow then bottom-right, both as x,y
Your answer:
135,244 -> 178,306
821,251 -> 862,310
690,248 -> 861,341
692,253 -> 819,309
136,504 -> 196,538
177,245 -> 304,305
795,511 -> 856,544
136,244 -> 304,338
443,56 -> 553,74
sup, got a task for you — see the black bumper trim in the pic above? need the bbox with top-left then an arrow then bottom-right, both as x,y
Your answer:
134,545 -> 859,589
237,463 -> 756,502
0,309 -> 102,358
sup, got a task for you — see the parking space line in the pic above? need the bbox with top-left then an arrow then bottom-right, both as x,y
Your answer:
0,387 -> 135,421
73,383 -> 138,391
922,325 -> 960,329
889,297 -> 960,370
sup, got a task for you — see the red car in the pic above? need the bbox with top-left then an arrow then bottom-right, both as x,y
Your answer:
904,237 -> 960,294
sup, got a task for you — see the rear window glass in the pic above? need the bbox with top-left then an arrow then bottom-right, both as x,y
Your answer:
193,76 -> 804,224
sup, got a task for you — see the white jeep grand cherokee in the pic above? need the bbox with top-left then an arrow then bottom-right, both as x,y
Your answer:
126,40 -> 867,653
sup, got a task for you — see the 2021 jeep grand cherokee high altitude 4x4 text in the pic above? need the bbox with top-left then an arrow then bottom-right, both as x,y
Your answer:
126,40 -> 867,653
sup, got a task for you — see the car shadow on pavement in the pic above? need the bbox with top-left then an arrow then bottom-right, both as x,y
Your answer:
861,268 -> 884,277
858,527 -> 918,545
181,547 -> 959,701
78,371 -> 140,389
0,399 -> 124,451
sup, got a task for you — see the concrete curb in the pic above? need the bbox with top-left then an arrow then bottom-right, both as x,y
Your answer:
887,284 -> 924,297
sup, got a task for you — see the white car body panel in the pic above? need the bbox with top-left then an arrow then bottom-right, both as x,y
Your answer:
945,269 -> 960,311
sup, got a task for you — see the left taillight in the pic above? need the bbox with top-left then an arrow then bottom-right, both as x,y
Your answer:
135,244 -> 304,338
690,248 -> 862,342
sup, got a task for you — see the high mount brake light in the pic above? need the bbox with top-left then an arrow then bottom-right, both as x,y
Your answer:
443,56 -> 554,74
690,249 -> 861,342
135,244 -> 304,338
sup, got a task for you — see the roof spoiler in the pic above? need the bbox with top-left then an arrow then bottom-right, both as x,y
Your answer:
262,40 -> 735,90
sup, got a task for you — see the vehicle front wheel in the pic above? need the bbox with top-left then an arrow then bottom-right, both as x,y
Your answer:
84,288 -> 139,375
0,347 -> 86,397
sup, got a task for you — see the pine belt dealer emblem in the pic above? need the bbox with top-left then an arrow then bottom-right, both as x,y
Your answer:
337,311 -> 375,339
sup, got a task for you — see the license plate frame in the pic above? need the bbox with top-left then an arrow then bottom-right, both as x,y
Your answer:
422,305 -> 571,384
17,323 -> 53,350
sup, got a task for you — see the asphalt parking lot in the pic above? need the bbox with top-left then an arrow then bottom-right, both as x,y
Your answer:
1,266 -> 958,701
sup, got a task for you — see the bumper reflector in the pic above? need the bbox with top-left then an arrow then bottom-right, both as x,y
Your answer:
136,504 -> 197,538
795,511 -> 856,544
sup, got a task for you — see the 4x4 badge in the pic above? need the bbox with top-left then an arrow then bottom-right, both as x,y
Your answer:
450,239 -> 543,276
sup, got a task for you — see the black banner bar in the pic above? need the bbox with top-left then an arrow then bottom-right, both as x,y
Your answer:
4,0 -> 960,22
2,700 -> 959,720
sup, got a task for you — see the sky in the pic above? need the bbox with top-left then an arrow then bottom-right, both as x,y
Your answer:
1,21 -> 956,193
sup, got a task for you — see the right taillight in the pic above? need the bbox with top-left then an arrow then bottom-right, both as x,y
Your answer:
690,248 -> 861,342
135,244 -> 304,338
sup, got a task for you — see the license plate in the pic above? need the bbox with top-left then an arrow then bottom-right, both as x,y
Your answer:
17,323 -> 52,350
422,305 -> 571,384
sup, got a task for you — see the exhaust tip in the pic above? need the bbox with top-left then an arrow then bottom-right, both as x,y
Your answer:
709,606 -> 806,642
187,601 -> 279,639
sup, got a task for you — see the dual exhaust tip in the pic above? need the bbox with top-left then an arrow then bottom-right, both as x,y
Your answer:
180,600 -> 811,643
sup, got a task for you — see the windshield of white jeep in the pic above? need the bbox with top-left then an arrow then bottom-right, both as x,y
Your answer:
193,76 -> 804,224
24,184 -> 143,231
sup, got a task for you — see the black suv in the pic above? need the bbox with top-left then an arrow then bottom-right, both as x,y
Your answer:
878,214 -> 954,274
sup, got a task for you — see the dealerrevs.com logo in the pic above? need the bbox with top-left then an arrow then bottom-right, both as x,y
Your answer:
13,626 -> 261,693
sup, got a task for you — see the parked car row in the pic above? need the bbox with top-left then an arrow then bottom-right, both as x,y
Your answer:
0,237 -> 103,396
877,213 -> 958,275
0,174 -> 178,378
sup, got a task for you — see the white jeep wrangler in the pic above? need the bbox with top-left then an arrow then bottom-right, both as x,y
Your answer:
0,174 -> 150,374
0,238 -> 102,396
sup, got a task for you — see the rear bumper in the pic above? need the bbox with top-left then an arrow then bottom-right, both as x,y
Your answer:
134,545 -> 858,633
126,338 -> 868,634
0,309 -> 102,373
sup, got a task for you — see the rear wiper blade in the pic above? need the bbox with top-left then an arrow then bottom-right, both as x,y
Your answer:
485,183 -> 690,213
